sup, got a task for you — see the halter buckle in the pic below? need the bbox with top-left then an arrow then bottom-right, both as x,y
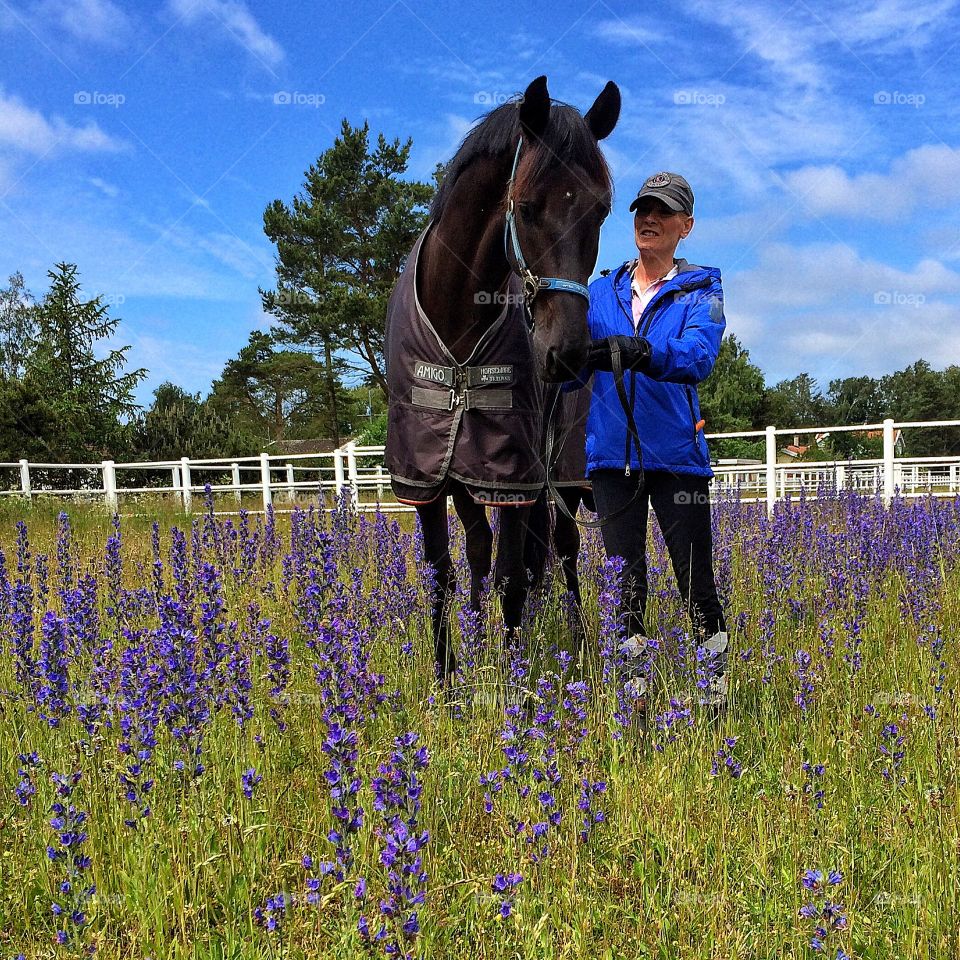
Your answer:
522,273 -> 540,304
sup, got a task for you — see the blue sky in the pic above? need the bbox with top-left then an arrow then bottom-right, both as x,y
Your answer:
3,0 -> 960,406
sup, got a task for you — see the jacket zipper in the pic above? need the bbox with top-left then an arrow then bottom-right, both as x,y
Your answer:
685,385 -> 698,442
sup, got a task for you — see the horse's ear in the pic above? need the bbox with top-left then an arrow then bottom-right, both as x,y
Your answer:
585,81 -> 621,141
518,75 -> 551,140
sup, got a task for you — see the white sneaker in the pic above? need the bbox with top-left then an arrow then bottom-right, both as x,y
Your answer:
619,633 -> 650,701
697,630 -> 729,708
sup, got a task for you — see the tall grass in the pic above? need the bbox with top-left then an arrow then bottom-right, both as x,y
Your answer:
0,489 -> 957,959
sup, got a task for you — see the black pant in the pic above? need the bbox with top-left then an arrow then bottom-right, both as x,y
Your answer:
591,469 -> 726,641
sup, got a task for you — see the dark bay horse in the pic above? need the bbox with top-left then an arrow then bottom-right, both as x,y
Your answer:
385,76 -> 620,681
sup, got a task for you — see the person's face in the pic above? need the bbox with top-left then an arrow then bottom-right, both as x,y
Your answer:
633,198 -> 693,258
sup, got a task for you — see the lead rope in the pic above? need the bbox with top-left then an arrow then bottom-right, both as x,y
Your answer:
543,368 -> 645,528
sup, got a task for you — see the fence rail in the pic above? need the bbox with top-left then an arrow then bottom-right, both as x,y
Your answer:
3,419 -> 960,516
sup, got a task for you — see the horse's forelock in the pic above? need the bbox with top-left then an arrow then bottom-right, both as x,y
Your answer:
511,106 -> 612,204
430,99 -> 612,220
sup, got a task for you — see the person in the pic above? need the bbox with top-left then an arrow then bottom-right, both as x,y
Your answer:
578,171 -> 729,709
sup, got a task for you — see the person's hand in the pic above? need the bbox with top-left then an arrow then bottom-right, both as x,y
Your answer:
585,335 -> 652,372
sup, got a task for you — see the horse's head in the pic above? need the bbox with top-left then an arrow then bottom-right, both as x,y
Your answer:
508,76 -> 620,382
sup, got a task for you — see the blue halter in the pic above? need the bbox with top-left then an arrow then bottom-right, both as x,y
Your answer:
503,136 -> 591,320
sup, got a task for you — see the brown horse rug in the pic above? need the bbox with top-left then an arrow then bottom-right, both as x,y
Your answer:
385,222 -> 548,507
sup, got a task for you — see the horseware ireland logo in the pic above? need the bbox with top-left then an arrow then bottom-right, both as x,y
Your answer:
646,173 -> 672,187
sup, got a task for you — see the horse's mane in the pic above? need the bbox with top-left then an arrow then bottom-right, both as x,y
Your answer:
429,98 -> 612,221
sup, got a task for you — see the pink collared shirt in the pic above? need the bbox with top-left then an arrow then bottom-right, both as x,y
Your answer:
631,260 -> 679,331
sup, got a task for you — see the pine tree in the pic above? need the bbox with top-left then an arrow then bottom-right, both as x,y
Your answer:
25,262 -> 146,459
260,119 -> 435,405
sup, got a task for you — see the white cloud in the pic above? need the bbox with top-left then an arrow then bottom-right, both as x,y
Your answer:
160,222 -> 275,278
0,89 -> 127,155
167,0 -> 284,68
123,330 -> 229,398
88,176 -> 119,198
835,0 -> 958,52
591,18 -> 663,47
726,241 -> 960,382
35,0 -> 133,46
684,0 -> 827,91
783,144 -> 960,221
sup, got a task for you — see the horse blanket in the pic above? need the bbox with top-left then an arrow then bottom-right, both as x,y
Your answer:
385,222 -> 548,507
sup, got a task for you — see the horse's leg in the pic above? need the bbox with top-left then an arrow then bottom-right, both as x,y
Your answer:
450,483 -> 493,614
493,504 -> 533,639
416,496 -> 456,683
552,487 -> 588,656
522,490 -> 551,596
554,488 -> 584,608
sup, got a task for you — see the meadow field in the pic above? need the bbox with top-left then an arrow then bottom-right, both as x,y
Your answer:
0,488 -> 957,959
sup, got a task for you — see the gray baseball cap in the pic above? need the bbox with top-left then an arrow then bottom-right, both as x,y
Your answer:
629,171 -> 694,215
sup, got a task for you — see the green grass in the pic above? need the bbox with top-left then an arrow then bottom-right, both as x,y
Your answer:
0,496 -> 957,959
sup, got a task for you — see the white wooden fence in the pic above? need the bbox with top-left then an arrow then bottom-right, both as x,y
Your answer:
3,419 -> 960,516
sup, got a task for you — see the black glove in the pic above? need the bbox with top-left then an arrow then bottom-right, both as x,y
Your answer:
585,335 -> 652,373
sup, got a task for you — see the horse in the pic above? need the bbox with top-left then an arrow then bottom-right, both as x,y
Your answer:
384,75 -> 620,682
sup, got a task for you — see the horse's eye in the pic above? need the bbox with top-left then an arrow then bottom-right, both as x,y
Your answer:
518,201 -> 536,223
564,190 -> 575,201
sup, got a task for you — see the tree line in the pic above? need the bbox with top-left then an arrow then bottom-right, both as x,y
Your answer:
2,119 -> 959,470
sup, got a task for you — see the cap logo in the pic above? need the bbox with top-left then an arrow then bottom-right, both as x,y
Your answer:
645,172 -> 672,187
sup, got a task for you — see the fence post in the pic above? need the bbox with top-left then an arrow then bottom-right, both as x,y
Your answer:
180,457 -> 193,513
765,425 -> 777,517
19,458 -> 31,501
260,452 -> 272,511
951,463 -> 958,494
286,462 -> 295,503
835,463 -> 846,490
231,462 -> 241,503
345,441 -> 359,506
102,460 -> 118,514
333,446 -> 345,498
882,418 -> 895,507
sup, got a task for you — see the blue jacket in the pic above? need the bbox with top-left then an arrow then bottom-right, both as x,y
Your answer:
577,258 -> 725,478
